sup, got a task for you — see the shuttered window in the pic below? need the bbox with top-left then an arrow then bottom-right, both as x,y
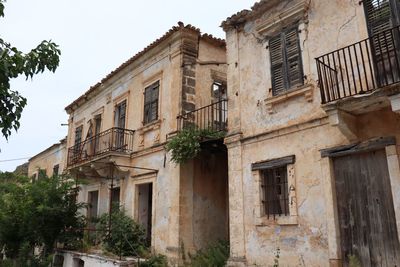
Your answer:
74,126 -> 83,147
364,0 -> 400,85
114,100 -> 126,129
364,0 -> 399,36
143,81 -> 159,124
269,26 -> 303,95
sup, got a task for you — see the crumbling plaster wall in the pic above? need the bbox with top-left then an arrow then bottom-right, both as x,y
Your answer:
226,0 -> 369,137
224,0 -> 390,266
238,122 -> 346,266
195,40 -> 227,108
179,149 -> 229,254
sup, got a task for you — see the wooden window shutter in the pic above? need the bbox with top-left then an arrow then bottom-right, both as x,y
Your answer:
269,26 -> 303,95
270,34 -> 285,95
285,27 -> 303,89
364,0 -> 394,36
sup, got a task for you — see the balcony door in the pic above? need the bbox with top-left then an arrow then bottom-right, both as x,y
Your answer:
93,115 -> 102,154
211,82 -> 227,131
114,100 -> 126,151
364,0 -> 400,86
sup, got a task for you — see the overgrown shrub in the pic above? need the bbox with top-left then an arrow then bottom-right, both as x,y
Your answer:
97,208 -> 147,257
188,240 -> 229,267
166,127 -> 225,164
140,254 -> 168,267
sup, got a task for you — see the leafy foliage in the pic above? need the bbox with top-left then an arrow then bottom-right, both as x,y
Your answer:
348,254 -> 361,267
187,240 -> 229,267
140,254 -> 168,267
0,172 -> 85,265
97,208 -> 147,257
0,0 -> 61,139
166,127 -> 225,164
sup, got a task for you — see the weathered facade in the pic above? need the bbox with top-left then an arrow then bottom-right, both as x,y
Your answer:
222,0 -> 400,266
63,22 -> 228,265
28,137 -> 67,179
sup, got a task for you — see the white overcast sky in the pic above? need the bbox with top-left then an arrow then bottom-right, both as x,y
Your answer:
0,0 -> 255,172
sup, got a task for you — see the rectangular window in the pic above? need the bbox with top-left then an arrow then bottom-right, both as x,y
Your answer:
363,0 -> 399,36
53,164 -> 59,176
74,126 -> 83,146
269,26 -> 303,95
88,190 -> 99,221
143,81 -> 159,124
94,114 -> 102,153
261,166 -> 289,219
111,187 -> 120,207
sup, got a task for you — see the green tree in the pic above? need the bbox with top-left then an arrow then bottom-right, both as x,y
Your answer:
0,0 -> 61,139
0,172 -> 85,266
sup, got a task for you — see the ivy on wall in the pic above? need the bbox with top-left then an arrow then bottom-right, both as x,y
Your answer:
165,127 -> 225,164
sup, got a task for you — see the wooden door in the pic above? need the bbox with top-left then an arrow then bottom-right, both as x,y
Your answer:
333,149 -> 400,266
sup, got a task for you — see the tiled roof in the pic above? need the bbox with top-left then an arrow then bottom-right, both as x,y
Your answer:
29,137 -> 67,161
65,22 -> 225,113
221,0 -> 272,30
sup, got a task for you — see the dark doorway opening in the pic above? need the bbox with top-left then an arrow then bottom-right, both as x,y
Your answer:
137,183 -> 153,246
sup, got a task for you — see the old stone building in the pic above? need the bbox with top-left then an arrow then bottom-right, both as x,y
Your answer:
62,22 -> 228,265
28,137 -> 67,179
222,0 -> 400,266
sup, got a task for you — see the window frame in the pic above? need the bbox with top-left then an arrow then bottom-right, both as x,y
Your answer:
74,125 -> 83,146
143,81 -> 160,125
261,166 -> 289,219
53,164 -> 60,177
252,155 -> 298,225
269,25 -> 304,96
114,100 -> 127,129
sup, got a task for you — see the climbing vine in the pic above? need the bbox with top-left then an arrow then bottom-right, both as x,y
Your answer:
165,127 -> 225,164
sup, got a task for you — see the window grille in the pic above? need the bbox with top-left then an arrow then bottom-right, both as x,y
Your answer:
261,166 -> 289,219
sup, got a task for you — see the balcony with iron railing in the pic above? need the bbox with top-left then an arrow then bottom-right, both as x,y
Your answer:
177,99 -> 228,133
67,127 -> 135,167
316,25 -> 400,104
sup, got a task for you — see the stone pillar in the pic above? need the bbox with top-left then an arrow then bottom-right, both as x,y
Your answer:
225,133 -> 247,267
166,162 -> 181,265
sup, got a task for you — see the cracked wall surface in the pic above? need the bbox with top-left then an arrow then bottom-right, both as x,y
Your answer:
224,0 -> 400,266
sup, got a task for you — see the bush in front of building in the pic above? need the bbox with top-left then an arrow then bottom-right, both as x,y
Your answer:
187,240 -> 229,267
97,208 -> 147,257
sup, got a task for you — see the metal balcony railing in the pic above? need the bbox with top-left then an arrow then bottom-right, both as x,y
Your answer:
177,99 -> 228,132
316,25 -> 400,104
67,127 -> 135,167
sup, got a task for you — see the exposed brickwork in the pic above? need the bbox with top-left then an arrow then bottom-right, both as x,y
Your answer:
181,36 -> 198,116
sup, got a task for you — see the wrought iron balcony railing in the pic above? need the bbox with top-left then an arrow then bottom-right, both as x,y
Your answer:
177,99 -> 228,132
316,25 -> 400,104
67,127 -> 135,167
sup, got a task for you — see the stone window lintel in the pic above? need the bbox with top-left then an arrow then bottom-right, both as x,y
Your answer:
264,83 -> 314,114
256,0 -> 309,36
